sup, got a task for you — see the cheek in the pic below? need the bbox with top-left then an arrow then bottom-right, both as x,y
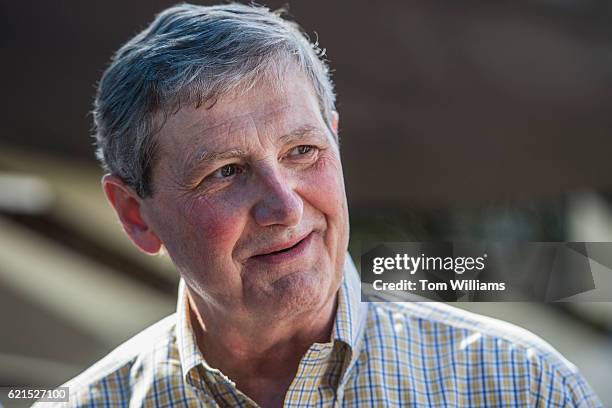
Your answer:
156,195 -> 247,267
303,156 -> 350,286
184,196 -> 246,253
304,154 -> 348,218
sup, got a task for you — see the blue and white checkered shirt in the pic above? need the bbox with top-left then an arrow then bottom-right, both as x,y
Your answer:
48,256 -> 602,407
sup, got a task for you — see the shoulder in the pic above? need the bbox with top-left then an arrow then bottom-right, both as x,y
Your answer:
368,300 -> 573,371
38,314 -> 181,407
362,300 -> 602,406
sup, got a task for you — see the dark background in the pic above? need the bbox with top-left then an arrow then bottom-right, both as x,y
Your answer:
1,1 -> 611,405
2,0 -> 612,206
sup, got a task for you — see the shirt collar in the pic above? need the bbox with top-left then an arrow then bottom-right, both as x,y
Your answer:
332,255 -> 368,353
175,253 -> 367,383
175,278 -> 206,383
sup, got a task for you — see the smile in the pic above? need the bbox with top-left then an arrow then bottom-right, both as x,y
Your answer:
251,232 -> 314,265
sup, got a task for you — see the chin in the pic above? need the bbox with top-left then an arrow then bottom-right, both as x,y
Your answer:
257,267 -> 333,320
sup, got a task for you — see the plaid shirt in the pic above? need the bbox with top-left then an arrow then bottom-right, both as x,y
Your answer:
46,256 -> 602,407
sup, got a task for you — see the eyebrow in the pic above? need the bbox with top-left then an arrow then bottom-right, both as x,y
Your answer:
183,124 -> 327,177
278,124 -> 327,145
195,148 -> 247,166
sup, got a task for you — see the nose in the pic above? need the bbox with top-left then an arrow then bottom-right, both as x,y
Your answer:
251,166 -> 303,227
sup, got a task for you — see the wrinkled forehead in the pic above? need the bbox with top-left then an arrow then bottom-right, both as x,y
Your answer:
152,68 -> 331,172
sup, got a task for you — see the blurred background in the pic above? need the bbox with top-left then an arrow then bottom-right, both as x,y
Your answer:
0,0 -> 611,405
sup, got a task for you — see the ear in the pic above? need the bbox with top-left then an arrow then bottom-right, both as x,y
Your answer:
331,110 -> 339,135
102,174 -> 162,255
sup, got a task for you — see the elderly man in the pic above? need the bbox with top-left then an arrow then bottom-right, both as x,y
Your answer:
52,3 -> 601,407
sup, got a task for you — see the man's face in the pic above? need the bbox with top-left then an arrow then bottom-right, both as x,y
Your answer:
141,69 -> 349,324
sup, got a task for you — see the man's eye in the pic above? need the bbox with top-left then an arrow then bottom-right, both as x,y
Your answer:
288,145 -> 316,157
213,164 -> 241,178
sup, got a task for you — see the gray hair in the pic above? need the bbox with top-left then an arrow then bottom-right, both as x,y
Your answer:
93,2 -> 336,198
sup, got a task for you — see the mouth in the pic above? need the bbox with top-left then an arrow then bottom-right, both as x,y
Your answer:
251,232 -> 314,265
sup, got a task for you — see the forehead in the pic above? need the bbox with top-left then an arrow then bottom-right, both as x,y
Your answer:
155,69 -> 326,162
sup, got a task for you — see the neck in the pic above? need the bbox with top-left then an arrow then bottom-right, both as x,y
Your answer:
187,290 -> 338,404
